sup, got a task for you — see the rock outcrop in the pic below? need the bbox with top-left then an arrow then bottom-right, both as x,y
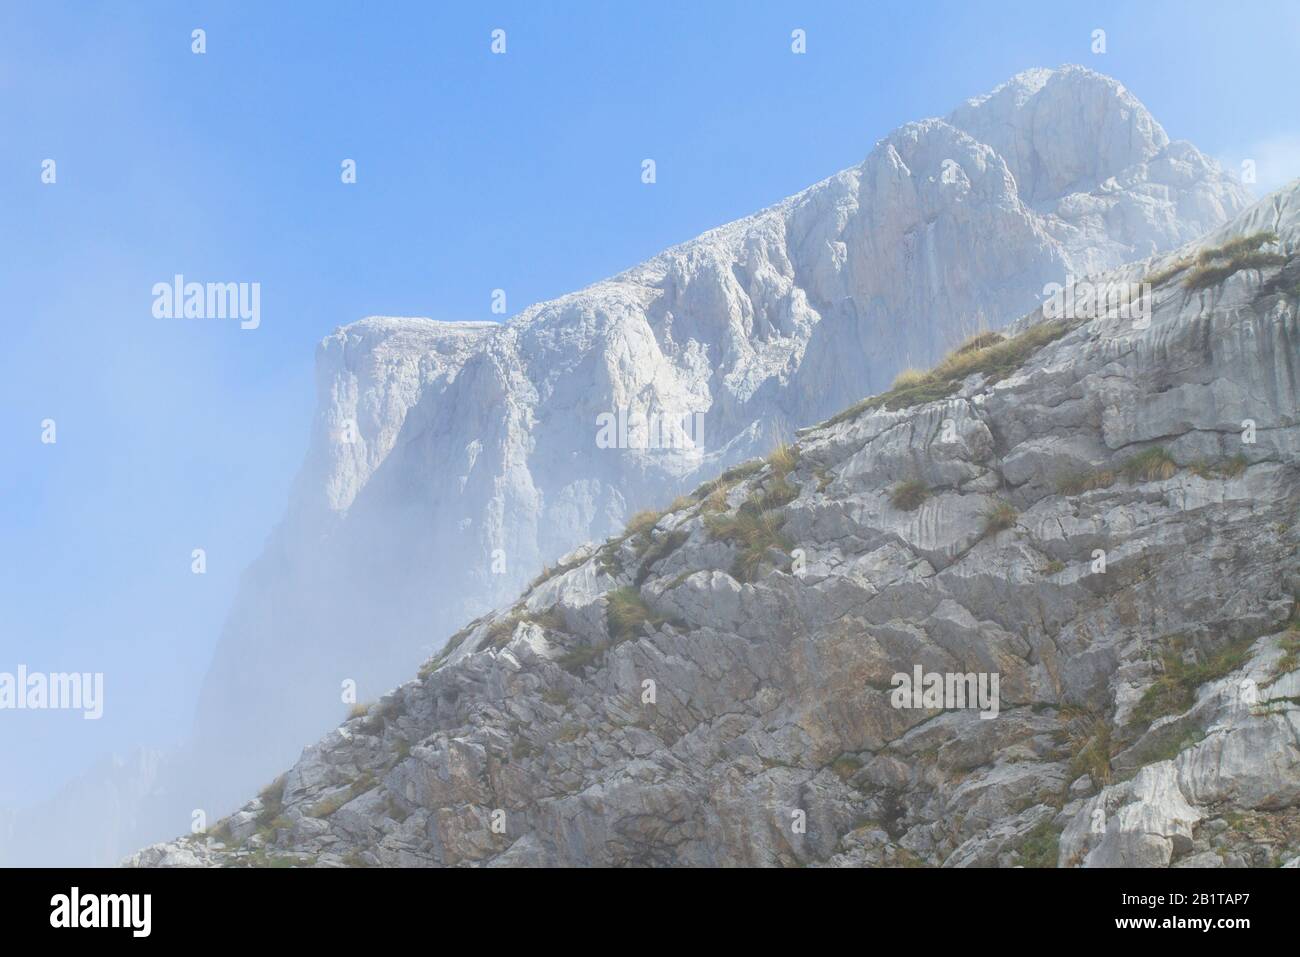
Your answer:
192,66 -> 1251,802
132,181 -> 1300,868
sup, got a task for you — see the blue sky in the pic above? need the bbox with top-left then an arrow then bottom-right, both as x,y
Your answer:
1,0 -> 1297,807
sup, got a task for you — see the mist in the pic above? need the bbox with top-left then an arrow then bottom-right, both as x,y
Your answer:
4,1 -> 1299,869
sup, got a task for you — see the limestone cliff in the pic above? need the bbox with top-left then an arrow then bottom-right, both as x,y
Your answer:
134,181 -> 1299,869
193,66 -> 1251,800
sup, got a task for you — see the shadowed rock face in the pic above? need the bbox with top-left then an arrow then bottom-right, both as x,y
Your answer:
192,66 -> 1251,798
135,182 -> 1300,869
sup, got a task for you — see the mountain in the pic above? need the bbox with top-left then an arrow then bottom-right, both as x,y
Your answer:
0,750 -> 172,868
131,180 -> 1300,868
2,65 -> 1251,868
190,65 -> 1250,807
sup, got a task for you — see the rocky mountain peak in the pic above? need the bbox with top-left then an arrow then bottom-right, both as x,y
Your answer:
134,180 -> 1300,869
188,67 -> 1251,808
948,65 -> 1171,206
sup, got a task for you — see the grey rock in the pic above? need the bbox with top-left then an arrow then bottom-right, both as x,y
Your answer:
129,167 -> 1299,870
190,66 -> 1252,803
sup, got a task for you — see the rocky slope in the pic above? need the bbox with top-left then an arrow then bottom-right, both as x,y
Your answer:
192,66 -> 1250,800
132,182 -> 1300,868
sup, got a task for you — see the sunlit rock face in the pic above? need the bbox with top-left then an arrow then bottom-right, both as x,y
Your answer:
189,65 -> 1251,813
133,176 -> 1300,869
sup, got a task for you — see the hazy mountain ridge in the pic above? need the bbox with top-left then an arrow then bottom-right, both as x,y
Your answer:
132,180 -> 1300,868
193,66 -> 1250,798
0,65 -> 1253,867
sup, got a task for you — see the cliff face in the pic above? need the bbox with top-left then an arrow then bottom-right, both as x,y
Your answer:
136,183 -> 1300,869
192,66 -> 1250,796
0,750 -> 171,868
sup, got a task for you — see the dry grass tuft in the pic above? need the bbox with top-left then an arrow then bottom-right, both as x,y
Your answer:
1121,447 -> 1178,483
890,478 -> 929,511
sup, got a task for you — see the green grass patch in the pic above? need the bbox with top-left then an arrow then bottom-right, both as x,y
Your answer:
1145,253 -> 1195,287
556,643 -> 609,673
950,330 -> 1007,355
257,775 -> 285,814
718,459 -> 765,484
307,771 -> 378,819
890,478 -> 929,511
1065,714 -> 1114,786
822,319 -> 1072,429
1189,454 -> 1248,480
1016,821 -> 1061,868
1251,694 -> 1300,717
688,477 -> 721,501
702,466 -> 801,582
981,500 -> 1018,538
588,502 -> 693,579
701,484 -> 731,513
529,565 -> 556,590
1132,634 -> 1257,726
247,849 -> 309,869
486,611 -> 524,648
207,820 -> 232,844
487,606 -> 567,649
625,509 -> 663,539
1184,231 -> 1286,291
753,474 -> 800,512
1055,467 -> 1116,496
1197,231 -> 1280,266
530,607 -> 567,632
1058,448 -> 1184,492
705,503 -> 793,583
418,651 -> 449,678
596,545 -> 625,577
890,367 -> 928,389
527,551 -> 588,590
249,774 -> 288,840
1120,446 -> 1178,483
665,570 -> 694,590
767,441 -> 799,477
930,322 -> 1065,382
1264,602 -> 1300,687
419,619 -> 482,676
1278,632 -> 1300,678
606,586 -> 659,642
1142,729 -> 1207,766
1185,251 -> 1288,291
634,530 -> 689,585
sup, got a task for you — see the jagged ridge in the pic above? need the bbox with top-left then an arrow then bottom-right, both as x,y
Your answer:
193,65 -> 1251,804
133,181 -> 1300,869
